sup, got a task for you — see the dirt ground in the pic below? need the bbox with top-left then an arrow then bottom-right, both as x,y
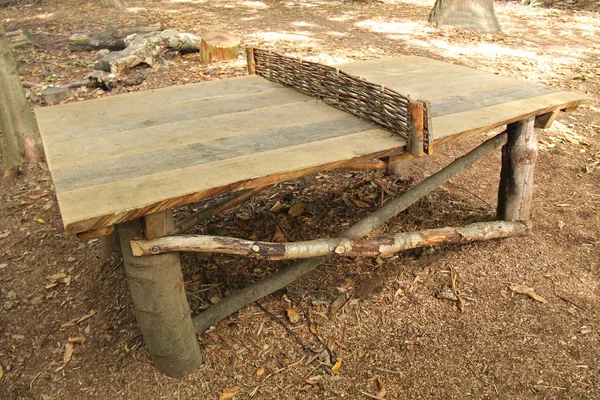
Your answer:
1,0 -> 599,399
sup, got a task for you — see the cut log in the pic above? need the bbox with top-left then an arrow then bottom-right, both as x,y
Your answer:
131,221 -> 530,259
7,29 -> 33,50
200,31 -> 239,63
386,153 -> 415,178
190,131 -> 508,333
497,117 -> 537,221
0,24 -> 43,176
117,210 -> 202,377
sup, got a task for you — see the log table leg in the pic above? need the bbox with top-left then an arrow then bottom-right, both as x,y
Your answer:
117,210 -> 202,377
386,153 -> 415,178
497,117 -> 537,221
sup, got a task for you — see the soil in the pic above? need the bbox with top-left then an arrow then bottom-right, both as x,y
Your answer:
1,0 -> 599,399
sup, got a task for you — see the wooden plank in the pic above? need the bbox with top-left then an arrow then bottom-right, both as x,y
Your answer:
37,86 -> 308,144
44,99 -> 350,171
56,130 -> 406,234
429,83 -> 557,117
35,75 -> 277,127
51,114 -> 378,192
431,91 -> 585,146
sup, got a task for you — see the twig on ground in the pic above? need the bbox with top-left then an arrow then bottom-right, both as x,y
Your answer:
255,301 -> 314,353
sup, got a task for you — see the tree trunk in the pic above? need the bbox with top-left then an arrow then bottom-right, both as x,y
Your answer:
118,210 -> 203,377
428,0 -> 502,33
0,24 -> 43,177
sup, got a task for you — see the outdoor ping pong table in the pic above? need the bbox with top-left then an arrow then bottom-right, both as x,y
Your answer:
34,51 -> 586,377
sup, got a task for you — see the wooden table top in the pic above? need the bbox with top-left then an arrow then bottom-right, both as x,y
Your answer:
35,56 -> 586,235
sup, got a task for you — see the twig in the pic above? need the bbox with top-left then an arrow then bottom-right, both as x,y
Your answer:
255,301 -> 314,353
301,304 -> 336,363
445,182 -> 494,210
357,389 -> 386,400
556,294 -> 586,311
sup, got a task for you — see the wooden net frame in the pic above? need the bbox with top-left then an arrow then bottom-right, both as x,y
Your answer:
247,48 -> 432,156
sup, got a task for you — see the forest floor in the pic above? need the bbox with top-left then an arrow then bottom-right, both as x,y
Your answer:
1,0 -> 599,399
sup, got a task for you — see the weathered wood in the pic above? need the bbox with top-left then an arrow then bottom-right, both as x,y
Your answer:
132,221 -> 530,259
534,110 -> 559,129
191,131 -> 508,333
34,57 -> 586,235
497,117 -> 537,221
341,158 -> 387,171
175,185 -> 268,234
246,47 -> 255,75
68,24 -> 165,52
76,225 -> 114,240
200,31 -> 239,63
118,210 -> 202,377
386,153 -> 412,178
408,101 -> 425,157
0,24 -> 43,176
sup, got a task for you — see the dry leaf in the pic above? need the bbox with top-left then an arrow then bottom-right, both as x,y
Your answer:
28,193 -> 47,200
0,231 -> 10,240
33,216 -> 46,224
329,293 -> 346,316
49,272 -> 68,281
270,200 -> 283,213
376,377 -> 387,398
580,326 -> 593,335
288,201 -> 306,217
310,324 -> 318,334
68,336 -> 86,344
352,199 -> 371,208
544,275 -> 557,282
331,358 -> 342,374
219,386 -> 239,400
286,307 -> 301,324
63,342 -> 74,363
0,365 -> 3,381
510,284 -> 547,303
272,225 -> 285,242
256,367 -> 265,376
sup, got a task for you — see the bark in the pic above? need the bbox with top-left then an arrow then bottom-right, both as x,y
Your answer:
0,24 -> 43,175
497,117 -> 537,221
190,131 -> 507,333
131,221 -> 530,259
118,210 -> 202,377
428,0 -> 502,33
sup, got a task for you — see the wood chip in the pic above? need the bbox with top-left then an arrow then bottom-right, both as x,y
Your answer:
329,293 -> 346,316
331,357 -> 342,374
288,201 -> 306,217
286,307 -> 300,324
63,342 -> 74,363
219,386 -> 239,400
272,225 -> 285,242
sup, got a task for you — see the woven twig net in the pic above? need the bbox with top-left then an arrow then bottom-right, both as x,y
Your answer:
252,48 -> 413,140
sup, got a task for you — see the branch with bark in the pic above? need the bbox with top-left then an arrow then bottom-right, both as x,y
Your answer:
131,220 -> 530,259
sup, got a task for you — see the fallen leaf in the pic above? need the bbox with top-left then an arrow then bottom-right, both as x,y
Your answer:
0,365 -> 3,381
557,220 -> 565,230
49,272 -> 68,281
331,357 -> 342,374
219,386 -> 239,400
352,199 -> 371,208
310,324 -> 318,334
270,200 -> 283,213
0,231 -> 10,239
63,342 -> 74,363
580,325 -> 593,335
33,216 -> 46,224
256,367 -> 265,376
68,336 -> 86,344
28,193 -> 47,199
376,377 -> 387,398
286,307 -> 301,324
272,225 -> 285,242
288,201 -> 306,217
544,275 -> 557,282
329,293 -> 346,316
510,284 -> 547,303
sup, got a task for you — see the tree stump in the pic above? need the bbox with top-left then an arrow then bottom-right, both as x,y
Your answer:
497,117 -> 537,221
117,210 -> 202,377
200,31 -> 239,63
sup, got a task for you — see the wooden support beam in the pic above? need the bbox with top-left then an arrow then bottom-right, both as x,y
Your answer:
408,101 -> 425,157
534,110 -> 559,129
341,158 -> 387,171
76,225 -> 114,240
246,47 -> 255,75
190,131 -> 508,333
131,221 -> 530,259
497,117 -> 537,222
117,210 -> 202,377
